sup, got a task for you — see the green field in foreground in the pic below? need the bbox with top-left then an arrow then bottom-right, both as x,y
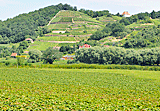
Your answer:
0,68 -> 159,110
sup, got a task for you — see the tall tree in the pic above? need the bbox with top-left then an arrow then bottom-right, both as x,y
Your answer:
151,10 -> 156,19
42,47 -> 62,64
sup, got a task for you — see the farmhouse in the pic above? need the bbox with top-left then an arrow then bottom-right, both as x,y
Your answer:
79,44 -> 91,49
24,51 -> 29,54
61,55 -> 75,60
53,46 -> 61,50
104,45 -> 110,48
122,11 -> 131,17
11,53 -> 17,58
25,38 -> 34,43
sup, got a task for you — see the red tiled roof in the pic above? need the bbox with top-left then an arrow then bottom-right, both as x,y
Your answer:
104,45 -> 110,47
11,53 -> 17,57
79,44 -> 91,48
122,11 -> 130,15
24,51 -> 29,54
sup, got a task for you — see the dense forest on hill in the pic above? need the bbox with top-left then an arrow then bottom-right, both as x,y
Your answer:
89,22 -> 130,40
124,27 -> 160,48
79,9 -> 112,18
0,3 -> 77,44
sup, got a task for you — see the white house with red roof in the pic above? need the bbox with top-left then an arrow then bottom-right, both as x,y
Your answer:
11,53 -> 17,58
25,38 -> 34,43
79,44 -> 91,49
103,45 -> 110,48
122,11 -> 131,17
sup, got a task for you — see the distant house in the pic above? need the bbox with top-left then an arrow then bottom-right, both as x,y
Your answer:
103,45 -> 110,48
53,47 -> 61,50
122,11 -> 131,17
52,31 -> 66,34
61,55 -> 75,60
25,38 -> 34,43
11,53 -> 17,58
24,51 -> 29,54
79,44 -> 91,49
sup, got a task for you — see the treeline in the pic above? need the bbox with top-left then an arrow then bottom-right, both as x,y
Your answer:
124,27 -> 160,48
89,22 -> 131,40
79,9 -> 111,18
0,3 -> 77,44
76,47 -> 160,66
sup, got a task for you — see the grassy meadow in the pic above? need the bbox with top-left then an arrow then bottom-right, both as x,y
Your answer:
0,68 -> 159,110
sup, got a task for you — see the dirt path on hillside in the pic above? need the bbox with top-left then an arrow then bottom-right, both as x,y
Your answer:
47,10 -> 63,26
48,41 -> 78,43
45,34 -> 92,37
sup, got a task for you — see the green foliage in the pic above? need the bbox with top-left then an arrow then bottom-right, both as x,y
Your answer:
90,22 -> 129,40
5,61 -> 10,66
124,27 -> 160,48
59,45 -> 76,54
79,9 -> 111,18
0,3 -> 76,43
0,46 -> 15,58
78,40 -> 100,46
75,47 -> 160,66
27,41 -> 58,51
42,47 -> 62,64
59,17 -> 72,22
0,68 -> 159,110
17,56 -> 25,66
38,36 -> 76,41
27,59 -> 36,63
151,10 -> 156,19
18,41 -> 29,50
28,49 -> 42,62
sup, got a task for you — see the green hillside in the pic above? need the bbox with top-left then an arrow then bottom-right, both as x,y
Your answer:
29,10 -> 105,51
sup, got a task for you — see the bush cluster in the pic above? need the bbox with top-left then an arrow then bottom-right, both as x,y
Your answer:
124,27 -> 160,48
76,47 -> 160,66
89,22 -> 130,40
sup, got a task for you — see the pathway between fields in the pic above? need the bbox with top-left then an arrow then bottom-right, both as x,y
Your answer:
45,34 -> 92,37
47,10 -> 64,26
48,41 -> 78,43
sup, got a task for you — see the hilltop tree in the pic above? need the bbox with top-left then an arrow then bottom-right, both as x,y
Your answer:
151,10 -> 156,19
73,6 -> 77,11
116,12 -> 120,17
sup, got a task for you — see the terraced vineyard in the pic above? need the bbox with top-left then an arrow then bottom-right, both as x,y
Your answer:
29,10 -> 105,51
0,68 -> 159,110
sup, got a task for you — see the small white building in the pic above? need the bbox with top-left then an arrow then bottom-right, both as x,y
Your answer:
122,11 -> 131,17
25,38 -> 34,43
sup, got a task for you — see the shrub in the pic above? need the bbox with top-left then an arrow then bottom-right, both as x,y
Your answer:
83,30 -> 87,33
27,59 -> 36,63
5,56 -> 10,60
65,30 -> 70,33
96,18 -> 99,20
5,61 -> 10,66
